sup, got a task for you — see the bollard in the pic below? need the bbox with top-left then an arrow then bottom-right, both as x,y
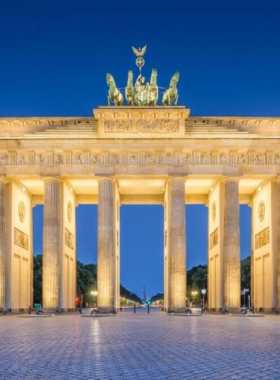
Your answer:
134,304 -> 136,314
28,305 -> 31,315
147,304 -> 150,314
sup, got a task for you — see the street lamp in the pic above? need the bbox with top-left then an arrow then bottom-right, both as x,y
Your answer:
201,289 -> 206,308
191,291 -> 198,305
90,290 -> 98,307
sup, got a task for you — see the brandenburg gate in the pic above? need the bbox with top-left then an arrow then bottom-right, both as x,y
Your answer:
0,47 -> 280,313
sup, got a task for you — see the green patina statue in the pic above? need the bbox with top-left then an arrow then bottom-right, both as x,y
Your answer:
106,73 -> 123,106
106,46 -> 179,107
162,72 -> 180,106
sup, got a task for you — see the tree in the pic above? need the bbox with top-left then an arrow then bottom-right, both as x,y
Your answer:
186,265 -> 207,302
150,293 -> 164,304
33,257 -> 142,306
241,256 -> 251,290
33,255 -> 42,304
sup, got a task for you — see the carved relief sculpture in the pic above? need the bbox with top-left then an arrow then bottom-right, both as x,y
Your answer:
258,201 -> 265,222
210,228 -> 218,250
65,228 -> 74,250
18,201 -> 25,223
255,227 -> 269,249
14,228 -> 29,250
67,201 -> 72,222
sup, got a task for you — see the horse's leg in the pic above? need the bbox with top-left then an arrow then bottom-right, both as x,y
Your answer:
175,94 -> 179,105
108,96 -> 111,105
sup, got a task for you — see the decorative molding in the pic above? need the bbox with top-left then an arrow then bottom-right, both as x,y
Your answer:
210,228 -> 218,250
18,201 -> 25,223
212,201 -> 216,222
67,201 -> 72,222
258,201 -> 265,222
14,228 -> 29,250
0,150 -> 280,168
255,227 -> 269,249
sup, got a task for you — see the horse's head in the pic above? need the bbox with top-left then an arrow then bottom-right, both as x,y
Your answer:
150,69 -> 157,84
127,70 -> 133,84
170,71 -> 180,86
106,73 -> 114,86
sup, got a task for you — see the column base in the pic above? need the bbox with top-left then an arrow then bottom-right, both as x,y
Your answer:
95,307 -> 117,314
221,307 -> 241,314
41,307 -> 63,314
167,307 -> 191,314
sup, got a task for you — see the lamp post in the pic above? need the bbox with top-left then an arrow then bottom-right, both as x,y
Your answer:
91,290 -> 98,307
201,289 -> 206,309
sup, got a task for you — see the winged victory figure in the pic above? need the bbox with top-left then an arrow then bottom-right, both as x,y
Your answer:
132,45 -> 147,73
132,45 -> 147,57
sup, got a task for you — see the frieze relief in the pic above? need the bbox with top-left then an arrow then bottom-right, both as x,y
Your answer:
255,227 -> 269,249
127,153 -> 140,165
36,154 -> 47,165
14,228 -> 29,250
65,228 -> 74,250
0,154 -> 10,165
0,151 -> 280,168
210,228 -> 218,250
104,119 -> 179,134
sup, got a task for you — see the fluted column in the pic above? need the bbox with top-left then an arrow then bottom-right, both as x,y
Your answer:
0,178 -> 7,308
167,178 -> 186,312
43,178 -> 61,309
223,178 -> 240,310
97,178 -> 116,313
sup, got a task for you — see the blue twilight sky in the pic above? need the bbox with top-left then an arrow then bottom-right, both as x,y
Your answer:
1,0 -> 280,296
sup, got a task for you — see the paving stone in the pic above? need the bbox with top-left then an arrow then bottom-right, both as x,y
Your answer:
0,311 -> 280,379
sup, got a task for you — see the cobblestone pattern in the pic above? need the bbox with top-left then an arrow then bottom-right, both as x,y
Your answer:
0,311 -> 280,379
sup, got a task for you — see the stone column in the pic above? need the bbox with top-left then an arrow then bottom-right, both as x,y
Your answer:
97,178 -> 116,313
43,178 -> 61,310
0,178 -> 7,309
223,178 -> 241,310
167,178 -> 186,312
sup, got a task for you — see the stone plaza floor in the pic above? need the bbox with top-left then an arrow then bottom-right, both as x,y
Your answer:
0,309 -> 279,379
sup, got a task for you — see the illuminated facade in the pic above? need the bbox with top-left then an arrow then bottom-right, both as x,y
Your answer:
0,106 -> 280,312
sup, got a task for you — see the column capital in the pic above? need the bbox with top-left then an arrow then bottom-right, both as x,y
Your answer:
0,177 -> 8,185
273,176 -> 280,184
222,176 -> 240,184
167,176 -> 186,184
42,176 -> 61,184
96,176 -> 116,184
